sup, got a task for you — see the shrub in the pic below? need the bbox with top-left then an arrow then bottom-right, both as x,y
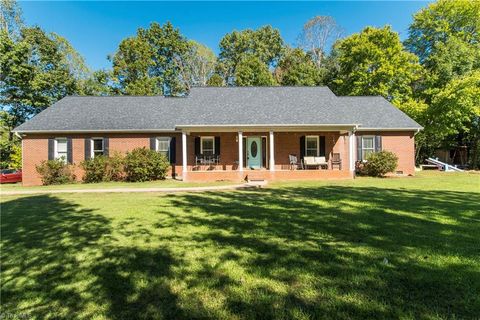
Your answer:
36,159 -> 76,185
81,156 -> 108,183
124,147 -> 170,182
81,153 -> 124,183
104,152 -> 124,182
364,151 -> 399,177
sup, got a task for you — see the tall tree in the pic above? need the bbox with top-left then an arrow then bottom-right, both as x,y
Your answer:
185,40 -> 216,87
111,35 -> 161,95
234,54 -> 276,86
0,27 -> 86,136
111,22 -> 192,96
429,71 -> 480,167
330,26 -> 426,116
78,70 -> 115,96
405,0 -> 480,90
218,25 -> 284,84
298,16 -> 343,68
0,0 -> 23,37
275,48 -> 322,86
140,22 -> 192,95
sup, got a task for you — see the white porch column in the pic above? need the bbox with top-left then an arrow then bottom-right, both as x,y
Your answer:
238,131 -> 243,171
182,131 -> 187,174
349,130 -> 355,171
269,131 -> 275,171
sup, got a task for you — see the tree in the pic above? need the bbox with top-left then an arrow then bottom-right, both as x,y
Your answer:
206,74 -> 224,87
405,0 -> 479,64
298,16 -> 343,68
275,48 -> 322,86
331,26 -> 425,114
111,22 -> 192,96
234,54 -> 276,86
185,40 -> 216,86
218,25 -> 284,84
429,71 -> 480,167
140,22 -> 192,96
0,0 -> 23,37
111,35 -> 161,95
406,0 -> 480,90
78,70 -> 115,96
0,27 -> 85,136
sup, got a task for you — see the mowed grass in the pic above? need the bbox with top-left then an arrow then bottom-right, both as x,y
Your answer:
0,179 -> 236,191
1,172 -> 479,319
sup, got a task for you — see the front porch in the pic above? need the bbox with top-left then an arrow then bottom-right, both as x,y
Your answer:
178,128 -> 356,182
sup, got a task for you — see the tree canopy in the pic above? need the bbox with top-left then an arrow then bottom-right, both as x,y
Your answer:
406,0 -> 480,90
275,48 -> 322,86
330,26 -> 426,118
0,27 -> 85,133
218,25 -> 284,84
234,54 -> 276,86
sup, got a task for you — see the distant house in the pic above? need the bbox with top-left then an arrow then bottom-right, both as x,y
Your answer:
14,87 -> 422,186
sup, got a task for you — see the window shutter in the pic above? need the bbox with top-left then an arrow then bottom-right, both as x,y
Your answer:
169,137 -> 176,164
48,138 -> 55,160
375,135 -> 382,152
84,138 -> 91,160
103,137 -> 109,157
194,137 -> 200,155
356,136 -> 362,161
67,138 -> 73,164
319,136 -> 326,157
242,137 -> 246,167
300,136 -> 305,159
150,137 -> 156,150
215,136 -> 221,156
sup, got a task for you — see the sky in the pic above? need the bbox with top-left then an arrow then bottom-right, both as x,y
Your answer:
20,1 -> 431,71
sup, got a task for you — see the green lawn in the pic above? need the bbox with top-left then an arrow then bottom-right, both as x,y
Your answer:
1,172 -> 479,319
0,179 -> 236,191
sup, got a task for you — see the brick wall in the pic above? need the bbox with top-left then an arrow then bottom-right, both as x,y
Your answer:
356,131 -> 416,175
21,133 -> 181,186
21,130 -> 415,185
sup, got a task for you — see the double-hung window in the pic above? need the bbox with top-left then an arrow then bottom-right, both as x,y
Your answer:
92,138 -> 104,158
55,138 -> 68,162
156,137 -> 171,159
305,136 -> 319,156
201,137 -> 215,156
361,136 -> 375,160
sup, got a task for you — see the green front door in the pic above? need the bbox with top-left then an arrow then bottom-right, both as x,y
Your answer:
247,137 -> 262,169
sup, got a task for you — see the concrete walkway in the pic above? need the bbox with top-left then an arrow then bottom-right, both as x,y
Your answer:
0,181 -> 268,196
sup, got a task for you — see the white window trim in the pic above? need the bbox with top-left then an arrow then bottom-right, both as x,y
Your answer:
156,137 -> 171,160
200,136 -> 215,155
361,136 -> 375,161
91,137 -> 104,158
305,135 -> 319,157
54,137 -> 67,161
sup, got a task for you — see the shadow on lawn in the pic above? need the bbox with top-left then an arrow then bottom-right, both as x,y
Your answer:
1,185 -> 479,319
1,195 -> 110,318
158,185 -> 480,319
1,195 -> 182,319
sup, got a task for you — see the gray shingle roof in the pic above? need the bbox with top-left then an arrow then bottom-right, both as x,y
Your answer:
13,86 -> 422,132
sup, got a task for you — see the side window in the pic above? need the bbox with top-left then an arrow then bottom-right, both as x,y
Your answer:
156,137 -> 170,159
92,138 -> 104,158
55,138 -> 68,162
361,136 -> 375,160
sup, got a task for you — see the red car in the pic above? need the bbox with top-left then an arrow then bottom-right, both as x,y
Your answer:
0,169 -> 22,184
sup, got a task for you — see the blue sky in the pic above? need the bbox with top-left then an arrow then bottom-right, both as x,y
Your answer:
21,1 -> 430,71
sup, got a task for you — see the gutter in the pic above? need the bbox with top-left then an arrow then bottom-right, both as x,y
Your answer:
13,129 -> 178,134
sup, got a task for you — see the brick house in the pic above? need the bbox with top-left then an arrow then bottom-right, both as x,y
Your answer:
13,87 -> 422,186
